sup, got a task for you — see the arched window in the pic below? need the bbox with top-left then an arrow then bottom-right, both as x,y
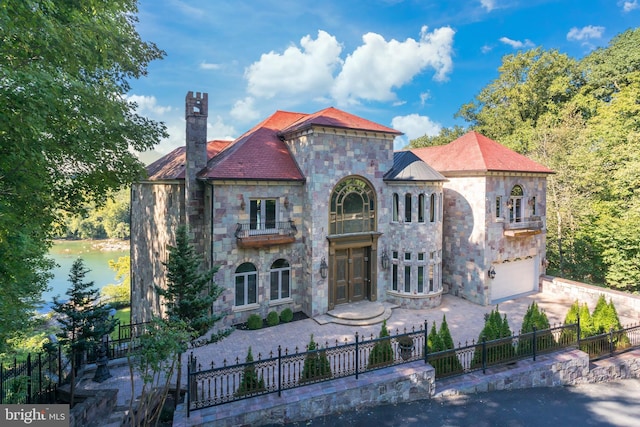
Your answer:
392,193 -> 399,222
429,193 -> 436,223
329,177 -> 376,234
404,193 -> 412,223
509,185 -> 524,223
418,194 -> 426,223
235,263 -> 257,306
270,259 -> 290,301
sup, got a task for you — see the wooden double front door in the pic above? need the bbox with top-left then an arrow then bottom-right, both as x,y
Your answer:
333,247 -> 369,306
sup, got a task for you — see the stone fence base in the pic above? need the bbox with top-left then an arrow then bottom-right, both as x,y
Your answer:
174,348 -> 640,427
174,361 -> 435,427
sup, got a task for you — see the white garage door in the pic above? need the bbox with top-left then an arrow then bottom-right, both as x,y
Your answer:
491,257 -> 538,303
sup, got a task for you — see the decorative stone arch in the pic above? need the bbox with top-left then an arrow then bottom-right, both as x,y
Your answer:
326,176 -> 380,309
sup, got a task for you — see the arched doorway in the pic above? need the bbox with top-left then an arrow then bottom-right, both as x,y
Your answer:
327,177 -> 381,309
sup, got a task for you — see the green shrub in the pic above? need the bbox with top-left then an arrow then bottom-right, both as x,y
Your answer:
266,311 -> 279,327
367,320 -> 394,368
247,314 -> 263,330
517,301 -> 555,355
235,347 -> 265,396
280,308 -> 294,323
471,306 -> 514,367
300,334 -> 332,383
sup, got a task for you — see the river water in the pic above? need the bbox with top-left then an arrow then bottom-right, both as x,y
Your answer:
43,240 -> 129,312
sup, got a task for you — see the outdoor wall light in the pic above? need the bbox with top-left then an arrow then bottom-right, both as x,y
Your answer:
284,196 -> 290,209
381,251 -> 390,270
320,257 -> 328,279
488,266 -> 496,280
240,195 -> 246,211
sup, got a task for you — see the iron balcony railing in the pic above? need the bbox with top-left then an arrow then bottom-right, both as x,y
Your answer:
235,220 -> 297,239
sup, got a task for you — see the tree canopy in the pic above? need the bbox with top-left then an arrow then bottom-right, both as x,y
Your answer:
0,0 -> 166,350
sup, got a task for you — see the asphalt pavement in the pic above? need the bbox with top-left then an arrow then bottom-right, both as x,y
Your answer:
279,379 -> 640,427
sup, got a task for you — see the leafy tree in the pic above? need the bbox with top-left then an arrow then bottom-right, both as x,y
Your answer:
0,0 -> 166,349
52,258 -> 117,406
300,334 -> 332,383
126,317 -> 190,427
235,347 -> 265,396
408,125 -> 468,148
368,320 -> 394,367
100,255 -> 131,309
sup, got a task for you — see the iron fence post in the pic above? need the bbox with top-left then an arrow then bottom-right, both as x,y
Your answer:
533,326 -> 537,361
58,344 -> 62,386
482,337 -> 487,374
38,353 -> 42,403
27,353 -> 32,404
187,352 -> 192,418
424,320 -> 429,364
609,327 -> 614,356
1,362 -> 4,404
278,345 -> 282,397
355,332 -> 359,380
577,316 -> 581,349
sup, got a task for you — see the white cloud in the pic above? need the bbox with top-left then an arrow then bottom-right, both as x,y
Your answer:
480,0 -> 496,12
245,30 -> 343,99
419,92 -> 431,106
200,61 -> 221,70
391,113 -> 442,150
230,96 -> 261,123
623,1 -> 639,12
499,37 -> 535,49
331,26 -> 455,106
126,94 -> 173,116
481,44 -> 493,54
566,25 -> 605,41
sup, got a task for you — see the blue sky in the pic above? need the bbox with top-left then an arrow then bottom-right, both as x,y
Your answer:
128,0 -> 640,162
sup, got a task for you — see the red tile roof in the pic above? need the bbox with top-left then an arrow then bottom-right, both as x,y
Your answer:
145,140 -> 232,180
280,107 -> 403,136
201,111 -> 307,181
411,131 -> 554,175
147,107 -> 402,182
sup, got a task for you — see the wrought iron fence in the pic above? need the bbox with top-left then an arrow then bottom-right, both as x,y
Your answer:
187,324 -> 428,416
86,321 -> 147,363
186,320 -> 640,415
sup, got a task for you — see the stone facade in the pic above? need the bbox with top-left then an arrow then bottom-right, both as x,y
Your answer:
442,173 -> 548,305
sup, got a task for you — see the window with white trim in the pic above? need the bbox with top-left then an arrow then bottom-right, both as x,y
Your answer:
392,193 -> 399,222
404,193 -> 412,223
392,251 -> 399,291
429,193 -> 436,223
270,259 -> 290,301
235,262 -> 257,306
250,199 -> 277,231
508,185 -> 524,223
418,194 -> 426,223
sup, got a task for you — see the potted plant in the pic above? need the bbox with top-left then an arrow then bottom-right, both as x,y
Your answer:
397,335 -> 414,361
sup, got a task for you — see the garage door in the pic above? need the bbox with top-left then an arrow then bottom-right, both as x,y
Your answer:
491,257 -> 538,303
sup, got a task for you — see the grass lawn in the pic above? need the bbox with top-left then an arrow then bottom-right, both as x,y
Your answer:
111,307 -> 131,340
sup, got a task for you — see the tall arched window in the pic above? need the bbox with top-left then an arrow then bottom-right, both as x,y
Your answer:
418,193 -> 426,223
404,193 -> 412,223
429,193 -> 436,223
329,177 -> 376,234
235,262 -> 257,306
392,193 -> 399,222
270,259 -> 290,300
509,185 -> 524,223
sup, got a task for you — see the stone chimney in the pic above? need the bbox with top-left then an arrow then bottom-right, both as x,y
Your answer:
185,91 -> 208,251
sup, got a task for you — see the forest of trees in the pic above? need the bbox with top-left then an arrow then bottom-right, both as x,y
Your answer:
409,28 -> 640,292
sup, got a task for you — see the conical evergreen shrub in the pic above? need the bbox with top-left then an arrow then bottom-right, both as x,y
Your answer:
517,301 -> 555,355
434,315 -> 463,375
235,347 -> 265,396
300,334 -> 332,383
471,306 -> 514,367
368,320 -> 394,368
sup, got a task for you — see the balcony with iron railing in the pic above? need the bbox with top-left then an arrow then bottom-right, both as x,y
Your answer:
503,216 -> 544,237
235,220 -> 297,248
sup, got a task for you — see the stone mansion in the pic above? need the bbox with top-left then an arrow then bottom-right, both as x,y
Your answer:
130,91 -> 553,326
